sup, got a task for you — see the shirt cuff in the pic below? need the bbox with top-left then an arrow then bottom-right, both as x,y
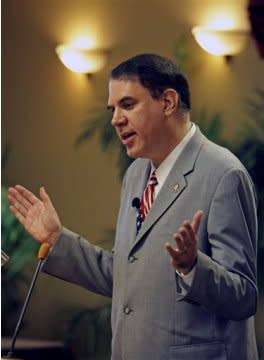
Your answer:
176,264 -> 196,287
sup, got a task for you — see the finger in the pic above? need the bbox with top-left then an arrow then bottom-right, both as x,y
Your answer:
165,243 -> 188,270
181,222 -> 195,245
191,210 -> 203,234
7,191 -> 17,206
165,242 -> 182,260
14,185 -> 39,205
173,233 -> 185,251
8,187 -> 20,203
8,187 -> 32,210
8,194 -> 28,217
9,205 -> 26,225
40,187 -> 53,207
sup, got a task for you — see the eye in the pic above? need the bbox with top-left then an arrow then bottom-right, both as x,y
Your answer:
107,106 -> 115,113
122,102 -> 135,110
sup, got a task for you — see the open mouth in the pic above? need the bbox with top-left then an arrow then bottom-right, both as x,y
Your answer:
121,131 -> 136,143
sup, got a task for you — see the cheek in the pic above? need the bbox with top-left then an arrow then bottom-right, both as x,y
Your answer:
129,106 -> 164,138
141,122 -> 162,147
148,111 -> 165,134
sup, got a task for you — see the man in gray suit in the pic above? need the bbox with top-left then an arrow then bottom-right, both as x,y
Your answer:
8,54 -> 258,359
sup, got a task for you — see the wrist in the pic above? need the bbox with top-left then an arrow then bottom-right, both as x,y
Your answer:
180,255 -> 197,275
48,226 -> 62,246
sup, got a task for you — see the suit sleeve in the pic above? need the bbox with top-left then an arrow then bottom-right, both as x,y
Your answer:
180,167 -> 258,320
42,228 -> 113,297
41,169 -> 132,298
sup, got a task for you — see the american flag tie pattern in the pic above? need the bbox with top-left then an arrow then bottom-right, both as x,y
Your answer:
140,170 -> 158,222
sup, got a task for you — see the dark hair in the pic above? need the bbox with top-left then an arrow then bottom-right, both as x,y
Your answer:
110,53 -> 191,111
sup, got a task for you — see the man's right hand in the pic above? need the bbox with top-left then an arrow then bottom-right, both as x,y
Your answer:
8,185 -> 62,246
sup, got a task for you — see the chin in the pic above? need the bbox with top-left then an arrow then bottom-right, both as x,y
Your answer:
126,147 -> 142,159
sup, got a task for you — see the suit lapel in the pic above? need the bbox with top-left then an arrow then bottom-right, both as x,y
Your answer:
129,127 -> 206,253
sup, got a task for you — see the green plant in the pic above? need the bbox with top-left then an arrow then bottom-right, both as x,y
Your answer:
196,107 -> 228,147
62,305 -> 111,360
235,88 -> 264,291
242,88 -> 264,142
172,34 -> 189,73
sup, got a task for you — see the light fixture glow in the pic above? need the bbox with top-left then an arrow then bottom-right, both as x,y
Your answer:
56,45 -> 107,74
192,27 -> 249,57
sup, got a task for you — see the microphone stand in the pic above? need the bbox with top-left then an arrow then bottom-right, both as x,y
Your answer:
3,243 -> 51,360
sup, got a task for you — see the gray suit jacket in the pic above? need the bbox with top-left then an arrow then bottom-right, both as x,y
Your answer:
43,127 -> 258,360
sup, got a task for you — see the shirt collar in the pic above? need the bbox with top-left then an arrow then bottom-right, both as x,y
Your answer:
152,123 -> 196,193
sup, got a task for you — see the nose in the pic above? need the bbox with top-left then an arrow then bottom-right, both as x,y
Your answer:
111,108 -> 127,127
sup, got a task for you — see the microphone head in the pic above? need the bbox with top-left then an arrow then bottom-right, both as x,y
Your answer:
132,197 -> 140,209
1,249 -> 9,267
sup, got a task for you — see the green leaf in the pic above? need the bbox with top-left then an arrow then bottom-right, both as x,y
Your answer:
173,34 -> 189,72
75,111 -> 113,149
196,107 -> 225,146
101,119 -> 118,151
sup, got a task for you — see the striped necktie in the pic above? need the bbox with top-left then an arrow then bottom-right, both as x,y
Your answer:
140,170 -> 158,222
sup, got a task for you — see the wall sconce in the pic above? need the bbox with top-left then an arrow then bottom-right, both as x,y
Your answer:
55,45 -> 108,74
192,27 -> 249,61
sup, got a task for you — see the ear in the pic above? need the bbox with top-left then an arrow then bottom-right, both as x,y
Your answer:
162,88 -> 178,116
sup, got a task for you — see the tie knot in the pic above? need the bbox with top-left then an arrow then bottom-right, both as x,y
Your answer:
149,170 -> 158,186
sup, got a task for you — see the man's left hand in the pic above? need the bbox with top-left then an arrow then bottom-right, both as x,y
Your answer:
165,210 -> 203,275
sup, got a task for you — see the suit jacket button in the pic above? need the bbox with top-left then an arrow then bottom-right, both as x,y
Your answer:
128,255 -> 136,263
124,306 -> 132,315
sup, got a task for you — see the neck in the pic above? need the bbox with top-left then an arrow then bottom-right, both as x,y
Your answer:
175,116 -> 191,141
151,116 -> 192,167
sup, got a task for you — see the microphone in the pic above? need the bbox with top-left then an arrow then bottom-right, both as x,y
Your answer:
132,197 -> 140,209
132,197 -> 142,233
3,242 -> 51,359
1,249 -> 9,267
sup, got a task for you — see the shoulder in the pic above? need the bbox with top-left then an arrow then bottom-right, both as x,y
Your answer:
198,134 -> 248,176
191,128 -> 255,191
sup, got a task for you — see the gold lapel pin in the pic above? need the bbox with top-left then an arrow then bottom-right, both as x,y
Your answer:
173,183 -> 180,192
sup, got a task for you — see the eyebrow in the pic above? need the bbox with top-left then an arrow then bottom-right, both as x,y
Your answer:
107,96 -> 136,111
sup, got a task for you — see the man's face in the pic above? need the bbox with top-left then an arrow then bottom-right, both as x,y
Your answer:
108,78 -> 167,165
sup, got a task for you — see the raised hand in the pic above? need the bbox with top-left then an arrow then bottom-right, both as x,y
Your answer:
165,210 -> 203,275
8,185 -> 62,245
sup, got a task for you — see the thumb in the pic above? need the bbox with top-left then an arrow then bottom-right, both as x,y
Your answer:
192,210 -> 203,234
39,186 -> 52,206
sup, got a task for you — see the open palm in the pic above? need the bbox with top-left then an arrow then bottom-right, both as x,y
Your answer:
8,185 -> 61,245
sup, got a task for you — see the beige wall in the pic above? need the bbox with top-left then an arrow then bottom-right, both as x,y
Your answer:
2,0 -> 264,345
